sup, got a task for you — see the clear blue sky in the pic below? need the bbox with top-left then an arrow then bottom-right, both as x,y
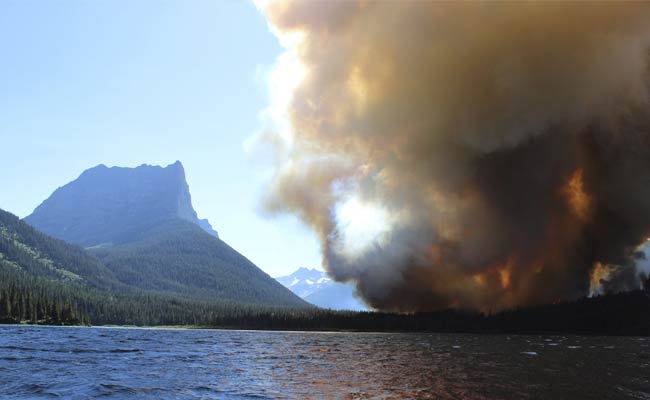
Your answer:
0,0 -> 321,277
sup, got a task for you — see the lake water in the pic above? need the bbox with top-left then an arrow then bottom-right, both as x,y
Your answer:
0,325 -> 648,399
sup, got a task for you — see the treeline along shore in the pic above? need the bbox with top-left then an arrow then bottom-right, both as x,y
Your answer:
1,265 -> 648,336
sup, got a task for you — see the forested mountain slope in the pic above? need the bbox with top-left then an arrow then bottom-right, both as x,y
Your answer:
22,162 -> 307,308
91,219 -> 308,307
0,208 -> 119,289
0,208 -> 112,324
0,208 -> 308,325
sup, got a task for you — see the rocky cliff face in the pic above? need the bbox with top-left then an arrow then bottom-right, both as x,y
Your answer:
25,161 -> 218,247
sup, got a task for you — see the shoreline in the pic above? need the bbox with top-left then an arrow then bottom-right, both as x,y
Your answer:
2,322 -> 648,337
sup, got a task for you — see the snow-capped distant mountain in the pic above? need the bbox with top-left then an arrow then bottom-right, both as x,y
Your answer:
276,267 -> 332,298
276,267 -> 369,311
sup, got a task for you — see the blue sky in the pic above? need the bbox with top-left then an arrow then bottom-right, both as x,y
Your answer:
0,0 -> 321,277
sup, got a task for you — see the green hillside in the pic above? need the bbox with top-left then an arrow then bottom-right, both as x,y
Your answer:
91,219 -> 307,307
0,208 -> 109,324
0,209 -> 120,288
0,208 -> 308,326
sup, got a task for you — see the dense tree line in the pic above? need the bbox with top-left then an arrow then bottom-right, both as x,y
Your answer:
2,259 -> 648,335
2,207 -> 649,334
0,268 -> 89,325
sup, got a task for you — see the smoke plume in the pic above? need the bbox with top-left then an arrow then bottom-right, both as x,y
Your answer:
257,1 -> 650,311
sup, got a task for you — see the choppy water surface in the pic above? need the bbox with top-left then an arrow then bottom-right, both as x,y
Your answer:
0,325 -> 648,399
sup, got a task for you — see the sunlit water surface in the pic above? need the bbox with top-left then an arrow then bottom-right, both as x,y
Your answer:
1,325 -> 648,399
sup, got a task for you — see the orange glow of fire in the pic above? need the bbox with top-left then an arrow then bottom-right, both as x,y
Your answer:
498,256 -> 515,290
470,257 -> 514,291
589,262 -> 612,296
565,169 -> 591,221
499,268 -> 511,290
473,273 -> 487,287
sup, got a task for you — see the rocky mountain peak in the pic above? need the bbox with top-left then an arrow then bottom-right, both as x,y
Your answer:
25,161 -> 218,247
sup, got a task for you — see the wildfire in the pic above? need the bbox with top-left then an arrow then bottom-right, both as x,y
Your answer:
498,257 -> 515,290
589,262 -> 613,297
473,273 -> 487,287
564,169 -> 592,221
471,257 -> 514,291
499,268 -> 511,290
258,0 -> 650,312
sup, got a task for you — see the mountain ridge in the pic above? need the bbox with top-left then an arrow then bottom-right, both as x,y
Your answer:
20,162 -> 307,308
25,161 -> 218,247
